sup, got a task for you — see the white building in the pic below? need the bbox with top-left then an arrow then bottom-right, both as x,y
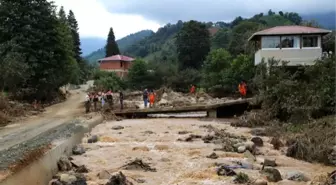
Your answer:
248,25 -> 332,66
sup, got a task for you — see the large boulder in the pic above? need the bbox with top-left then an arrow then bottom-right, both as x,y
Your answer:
261,167 -> 282,182
58,156 -> 72,171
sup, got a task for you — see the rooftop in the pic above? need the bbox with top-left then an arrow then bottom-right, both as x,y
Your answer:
248,25 -> 332,41
98,54 -> 135,62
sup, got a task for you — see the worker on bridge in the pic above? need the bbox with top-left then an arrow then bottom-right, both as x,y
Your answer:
106,89 -> 113,109
143,89 -> 149,108
119,91 -> 124,110
190,84 -> 196,94
238,80 -> 247,99
149,90 -> 156,108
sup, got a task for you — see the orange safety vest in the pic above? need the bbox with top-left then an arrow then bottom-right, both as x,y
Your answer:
149,93 -> 155,102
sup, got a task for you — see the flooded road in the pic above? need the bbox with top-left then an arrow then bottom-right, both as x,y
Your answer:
71,118 -> 333,185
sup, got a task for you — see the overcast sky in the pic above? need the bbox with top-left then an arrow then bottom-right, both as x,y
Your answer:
53,0 -> 335,39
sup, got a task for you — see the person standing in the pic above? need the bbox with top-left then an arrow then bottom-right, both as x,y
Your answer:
149,90 -> 156,108
143,89 -> 149,108
101,91 -> 105,109
93,93 -> 99,111
190,84 -> 196,94
106,89 -> 113,109
119,91 -> 124,110
85,93 -> 91,113
238,81 -> 247,99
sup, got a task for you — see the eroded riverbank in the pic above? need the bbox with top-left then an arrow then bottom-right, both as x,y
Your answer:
58,118 -> 333,185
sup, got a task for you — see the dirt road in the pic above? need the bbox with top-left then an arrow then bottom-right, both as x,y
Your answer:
0,81 -> 92,152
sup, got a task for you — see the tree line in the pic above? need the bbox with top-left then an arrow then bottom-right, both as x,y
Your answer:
0,0 -> 93,101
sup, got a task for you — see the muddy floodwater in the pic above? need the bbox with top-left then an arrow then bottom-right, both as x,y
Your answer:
72,118 -> 333,185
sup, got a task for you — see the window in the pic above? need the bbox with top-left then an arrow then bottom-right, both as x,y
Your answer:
262,36 -> 280,49
280,36 -> 300,48
120,61 -> 123,67
302,36 -> 318,47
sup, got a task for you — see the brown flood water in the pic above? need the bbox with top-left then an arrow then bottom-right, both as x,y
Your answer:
72,118 -> 333,185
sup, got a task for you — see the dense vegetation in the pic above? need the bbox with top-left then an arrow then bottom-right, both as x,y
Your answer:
0,0 -> 93,101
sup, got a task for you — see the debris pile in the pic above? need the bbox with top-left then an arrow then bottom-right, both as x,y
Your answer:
120,158 -> 156,172
50,156 -> 89,185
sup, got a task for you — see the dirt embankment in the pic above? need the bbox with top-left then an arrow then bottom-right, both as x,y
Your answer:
51,118 -> 335,185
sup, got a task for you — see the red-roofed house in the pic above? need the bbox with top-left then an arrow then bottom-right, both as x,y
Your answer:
98,55 -> 135,78
248,25 -> 332,66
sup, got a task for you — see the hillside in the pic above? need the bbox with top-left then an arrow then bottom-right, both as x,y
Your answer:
85,30 -> 154,63
120,11 -> 303,63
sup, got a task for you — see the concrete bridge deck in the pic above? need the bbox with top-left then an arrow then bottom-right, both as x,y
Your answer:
114,98 -> 253,118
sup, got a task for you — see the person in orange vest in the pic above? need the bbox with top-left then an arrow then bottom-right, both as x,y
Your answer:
238,80 -> 247,98
149,90 -> 156,108
190,84 -> 196,94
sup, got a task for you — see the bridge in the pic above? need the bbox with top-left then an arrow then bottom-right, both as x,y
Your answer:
114,98 -> 253,118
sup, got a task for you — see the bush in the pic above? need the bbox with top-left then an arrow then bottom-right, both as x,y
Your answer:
93,70 -> 126,91
254,56 -> 335,122
169,68 -> 202,93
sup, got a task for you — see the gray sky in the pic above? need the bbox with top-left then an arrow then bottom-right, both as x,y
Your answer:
101,0 -> 336,24
53,0 -> 335,39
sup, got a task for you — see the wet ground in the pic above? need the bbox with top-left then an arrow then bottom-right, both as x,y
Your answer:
72,118 -> 333,185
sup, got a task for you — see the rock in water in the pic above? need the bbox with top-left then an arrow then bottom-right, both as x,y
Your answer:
238,146 -> 246,153
60,173 -> 77,184
217,166 -> 236,176
253,179 -> 268,185
72,145 -> 85,155
75,165 -> 89,173
206,152 -> 219,159
244,150 -> 256,162
98,170 -> 111,179
106,172 -> 133,185
263,158 -> 277,167
287,171 -> 310,182
88,135 -> 98,143
112,126 -> 124,130
251,137 -> 263,147
58,156 -> 72,171
261,167 -> 282,182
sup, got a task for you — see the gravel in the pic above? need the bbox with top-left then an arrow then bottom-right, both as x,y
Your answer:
0,119 -> 83,170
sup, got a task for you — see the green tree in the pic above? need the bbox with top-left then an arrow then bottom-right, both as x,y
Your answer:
58,7 -> 80,85
93,70 -> 125,91
228,21 -> 262,56
176,20 -> 210,70
211,28 -> 231,50
105,27 -> 120,57
0,0 -> 75,99
202,49 -> 254,95
67,10 -> 82,62
68,10 -> 88,84
127,59 -> 152,90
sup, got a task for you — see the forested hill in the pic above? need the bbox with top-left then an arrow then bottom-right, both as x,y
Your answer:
86,10 -> 335,64
85,30 -> 154,63
120,10 -> 319,63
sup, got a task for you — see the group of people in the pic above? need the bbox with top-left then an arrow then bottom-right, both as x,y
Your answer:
142,89 -> 156,108
85,90 -> 124,113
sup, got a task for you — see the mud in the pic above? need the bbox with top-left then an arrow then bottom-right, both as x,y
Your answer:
70,118 -> 333,185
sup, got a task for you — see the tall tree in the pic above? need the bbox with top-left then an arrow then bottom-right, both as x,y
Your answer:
58,7 -> 80,85
105,27 -> 120,57
0,0 -> 75,99
67,10 -> 82,62
176,20 -> 210,70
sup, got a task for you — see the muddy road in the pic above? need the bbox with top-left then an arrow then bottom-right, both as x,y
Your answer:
68,118 -> 333,185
